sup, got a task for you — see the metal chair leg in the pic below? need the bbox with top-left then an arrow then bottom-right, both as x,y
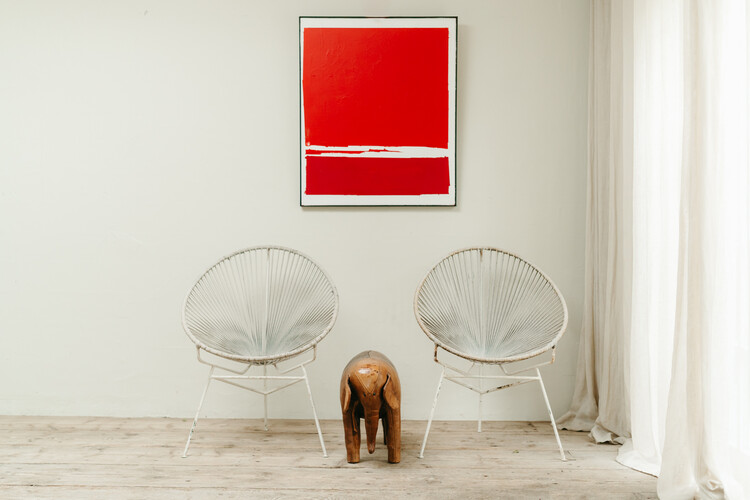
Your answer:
301,366 -> 327,458
477,363 -> 483,433
536,368 -> 566,461
478,393 -> 483,433
419,369 -> 445,458
182,366 -> 214,458
263,364 -> 269,431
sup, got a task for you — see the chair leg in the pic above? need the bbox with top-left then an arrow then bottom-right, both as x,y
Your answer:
478,393 -> 483,433
301,366 -> 327,458
182,366 -> 214,458
477,364 -> 483,433
263,365 -> 269,431
536,368 -> 566,461
419,369 -> 445,459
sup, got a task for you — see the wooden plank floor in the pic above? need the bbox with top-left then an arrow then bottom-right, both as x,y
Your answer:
0,417 -> 655,499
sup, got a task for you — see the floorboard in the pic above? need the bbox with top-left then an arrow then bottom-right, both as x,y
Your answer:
0,417 -> 656,499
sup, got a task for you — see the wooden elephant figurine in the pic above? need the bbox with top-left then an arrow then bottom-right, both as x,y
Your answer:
340,350 -> 401,463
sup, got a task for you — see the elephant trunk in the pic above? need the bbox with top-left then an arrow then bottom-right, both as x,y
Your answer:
364,409 -> 379,454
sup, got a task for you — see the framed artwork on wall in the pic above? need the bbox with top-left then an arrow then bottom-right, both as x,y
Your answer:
299,17 -> 457,206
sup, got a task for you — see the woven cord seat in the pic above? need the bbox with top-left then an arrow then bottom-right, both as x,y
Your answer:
181,246 -> 338,457
414,248 -> 568,460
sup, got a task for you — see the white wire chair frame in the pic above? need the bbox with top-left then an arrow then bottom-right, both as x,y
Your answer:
414,247 -> 569,461
181,246 -> 339,458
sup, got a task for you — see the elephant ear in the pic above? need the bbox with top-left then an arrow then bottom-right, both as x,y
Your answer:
341,376 -> 353,411
382,374 -> 399,409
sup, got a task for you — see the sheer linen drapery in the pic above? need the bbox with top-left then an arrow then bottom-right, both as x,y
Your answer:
559,1 -> 750,498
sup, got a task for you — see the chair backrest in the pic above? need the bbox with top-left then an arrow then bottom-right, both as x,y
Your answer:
183,246 -> 339,363
414,248 -> 567,363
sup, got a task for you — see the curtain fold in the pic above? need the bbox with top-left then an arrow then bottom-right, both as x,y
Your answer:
658,1 -> 750,497
562,0 -> 750,497
557,0 -> 633,445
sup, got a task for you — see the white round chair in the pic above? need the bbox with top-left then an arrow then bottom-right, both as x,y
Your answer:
181,246 -> 338,457
414,247 -> 568,460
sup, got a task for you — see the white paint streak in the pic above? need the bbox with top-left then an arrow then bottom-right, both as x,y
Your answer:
305,146 -> 450,158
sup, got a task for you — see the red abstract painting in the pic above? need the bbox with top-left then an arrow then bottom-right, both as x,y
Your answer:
300,17 -> 457,206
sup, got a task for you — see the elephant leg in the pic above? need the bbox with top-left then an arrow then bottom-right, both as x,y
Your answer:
382,414 -> 389,446
386,408 -> 401,464
351,415 -> 361,463
343,410 -> 360,463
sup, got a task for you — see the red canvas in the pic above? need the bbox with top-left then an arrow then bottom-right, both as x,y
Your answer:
300,18 -> 457,206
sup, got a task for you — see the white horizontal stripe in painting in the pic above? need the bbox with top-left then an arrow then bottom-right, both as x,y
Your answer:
305,146 -> 450,159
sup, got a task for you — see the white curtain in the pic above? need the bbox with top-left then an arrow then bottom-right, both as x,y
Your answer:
559,0 -> 750,498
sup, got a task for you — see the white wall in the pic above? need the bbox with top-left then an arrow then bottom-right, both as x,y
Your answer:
0,0 -> 589,421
